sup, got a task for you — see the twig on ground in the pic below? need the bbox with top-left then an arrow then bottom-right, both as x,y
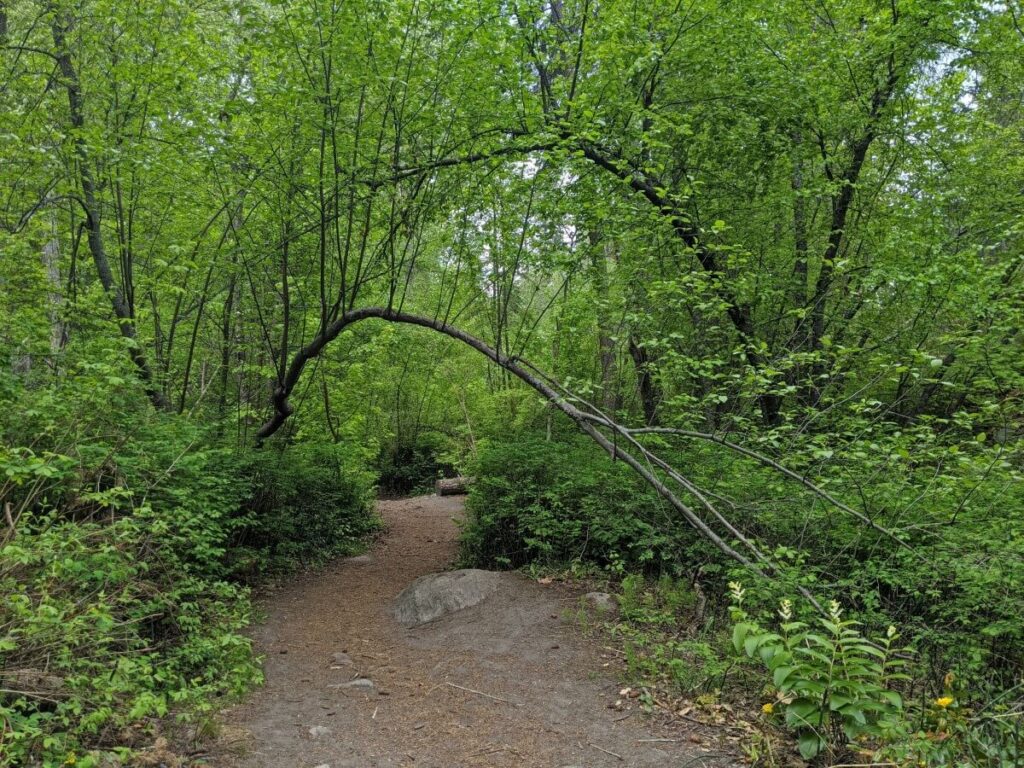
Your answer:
588,742 -> 624,760
467,745 -> 508,758
0,688 -> 65,704
446,682 -> 522,707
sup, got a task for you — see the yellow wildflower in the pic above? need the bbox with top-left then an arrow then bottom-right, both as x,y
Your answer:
761,702 -> 775,714
63,756 -> 77,766
935,696 -> 954,708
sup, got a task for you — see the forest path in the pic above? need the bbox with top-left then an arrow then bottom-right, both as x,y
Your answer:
210,495 -> 738,768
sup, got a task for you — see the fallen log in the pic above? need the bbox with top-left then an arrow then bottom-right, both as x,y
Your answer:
435,476 -> 471,496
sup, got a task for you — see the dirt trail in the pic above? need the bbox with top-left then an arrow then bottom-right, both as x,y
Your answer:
212,495 -> 739,768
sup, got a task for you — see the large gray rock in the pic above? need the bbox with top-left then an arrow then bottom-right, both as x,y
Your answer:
392,569 -> 500,626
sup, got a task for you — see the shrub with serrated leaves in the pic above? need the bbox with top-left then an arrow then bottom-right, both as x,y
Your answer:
1,514 -> 259,767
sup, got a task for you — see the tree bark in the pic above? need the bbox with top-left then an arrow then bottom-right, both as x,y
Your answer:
628,336 -> 658,426
41,215 -> 67,357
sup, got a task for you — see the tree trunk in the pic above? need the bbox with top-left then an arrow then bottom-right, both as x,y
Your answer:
41,215 -> 68,358
628,336 -> 658,426
589,230 -> 620,412
49,8 -> 169,410
435,477 -> 471,496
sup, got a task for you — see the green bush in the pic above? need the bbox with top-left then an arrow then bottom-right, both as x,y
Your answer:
460,433 -> 677,571
234,442 -> 378,576
0,515 -> 258,767
0,359 -> 377,765
731,588 -> 1024,767
374,432 -> 456,496
730,583 -> 908,762
0,421 -> 260,765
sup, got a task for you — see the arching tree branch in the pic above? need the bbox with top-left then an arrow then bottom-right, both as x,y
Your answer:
254,306 -> 839,611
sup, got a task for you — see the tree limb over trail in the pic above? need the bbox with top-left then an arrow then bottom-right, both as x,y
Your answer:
256,307 -> 910,612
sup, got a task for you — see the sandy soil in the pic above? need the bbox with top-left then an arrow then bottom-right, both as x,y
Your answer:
208,495 -> 740,768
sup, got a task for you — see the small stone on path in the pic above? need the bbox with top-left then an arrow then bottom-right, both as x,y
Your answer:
307,726 -> 332,738
327,677 -> 375,691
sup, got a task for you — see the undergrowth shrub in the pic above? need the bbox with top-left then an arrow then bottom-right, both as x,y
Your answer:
614,574 -> 732,696
0,425 -> 259,765
0,356 -> 376,766
678,416 -> 1024,686
1,515 -> 258,767
234,443 -> 377,576
730,587 -> 1024,767
374,432 -> 455,496
730,583 -> 909,762
459,433 -> 675,570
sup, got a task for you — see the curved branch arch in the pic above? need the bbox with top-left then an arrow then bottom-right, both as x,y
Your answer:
257,307 -> 866,611
257,307 -> 917,611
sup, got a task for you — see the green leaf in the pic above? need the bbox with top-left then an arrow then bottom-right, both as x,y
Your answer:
879,690 -> 903,709
785,698 -> 821,728
732,622 -> 750,653
840,703 -> 868,725
772,665 -> 795,687
797,731 -> 826,760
